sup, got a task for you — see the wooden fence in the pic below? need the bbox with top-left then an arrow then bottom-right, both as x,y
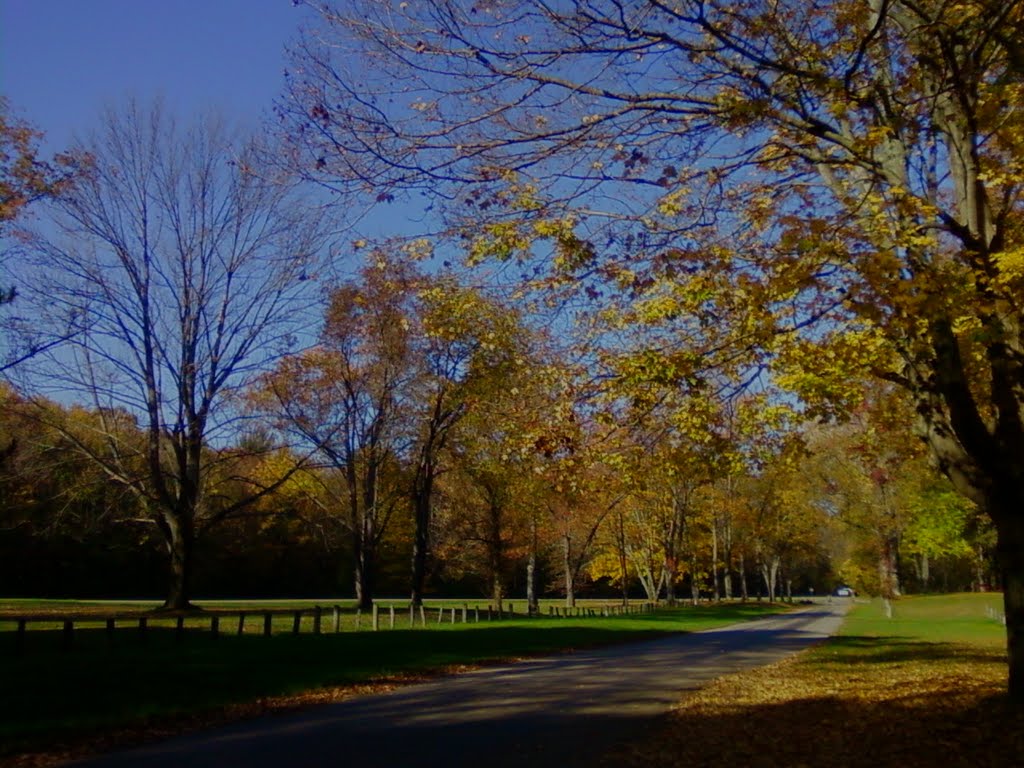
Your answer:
1,601 -> 657,653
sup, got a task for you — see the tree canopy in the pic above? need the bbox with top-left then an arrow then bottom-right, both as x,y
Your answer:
284,0 -> 1024,698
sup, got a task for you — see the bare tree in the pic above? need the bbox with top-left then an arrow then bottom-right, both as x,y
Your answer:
14,101 -> 326,609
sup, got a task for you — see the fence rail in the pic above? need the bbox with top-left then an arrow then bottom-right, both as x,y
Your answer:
1,601 -> 657,653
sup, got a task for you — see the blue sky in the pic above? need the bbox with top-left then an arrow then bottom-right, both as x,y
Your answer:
0,0 -> 433,244
0,0 -> 309,153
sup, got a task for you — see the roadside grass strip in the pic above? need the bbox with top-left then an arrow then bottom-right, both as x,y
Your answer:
610,593 -> 1023,768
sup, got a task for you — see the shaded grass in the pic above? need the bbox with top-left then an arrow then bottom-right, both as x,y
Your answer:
0,601 -> 785,762
610,594 -> 1022,768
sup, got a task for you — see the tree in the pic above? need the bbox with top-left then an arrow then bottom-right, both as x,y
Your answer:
15,102 -> 325,609
1,98 -> 84,368
803,388 -> 979,598
406,275 -> 529,605
258,259 -> 414,609
804,390 -> 927,600
287,1 -> 1024,698
435,356 -> 549,609
0,98 -> 80,243
902,478 -> 977,591
741,448 -> 829,603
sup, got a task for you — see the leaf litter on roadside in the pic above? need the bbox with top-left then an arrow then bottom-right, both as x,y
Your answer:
607,643 -> 1023,768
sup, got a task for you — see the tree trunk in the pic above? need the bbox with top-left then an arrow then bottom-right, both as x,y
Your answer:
711,519 -> 720,601
616,509 -> 630,607
879,533 -> 902,599
635,562 -> 657,602
975,544 -> 988,591
488,499 -> 504,612
563,533 -> 575,608
664,561 -> 677,604
355,459 -> 379,611
739,552 -> 748,602
761,555 -> 779,603
409,468 -> 433,607
354,531 -> 375,611
722,510 -> 733,600
995,510 -> 1024,702
526,517 -> 538,615
690,553 -> 700,606
161,511 -> 194,610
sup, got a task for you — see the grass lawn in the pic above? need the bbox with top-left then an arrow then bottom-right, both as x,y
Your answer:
610,593 -> 1023,768
0,599 -> 785,764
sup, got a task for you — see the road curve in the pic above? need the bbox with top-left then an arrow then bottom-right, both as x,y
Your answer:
71,601 -> 849,768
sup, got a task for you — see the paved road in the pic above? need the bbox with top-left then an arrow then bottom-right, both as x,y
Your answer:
72,601 -> 849,768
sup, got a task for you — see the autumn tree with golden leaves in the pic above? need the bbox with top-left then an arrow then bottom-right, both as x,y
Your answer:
286,0 -> 1024,698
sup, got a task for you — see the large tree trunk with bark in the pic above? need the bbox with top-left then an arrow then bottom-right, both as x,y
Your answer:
994,501 -> 1024,701
160,511 -> 194,611
354,533 -> 376,611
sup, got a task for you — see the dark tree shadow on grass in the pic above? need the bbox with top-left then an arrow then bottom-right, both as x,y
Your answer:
821,636 -> 1007,666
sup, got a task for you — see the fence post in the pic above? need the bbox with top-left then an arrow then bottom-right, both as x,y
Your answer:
474,607 -> 480,623
355,609 -> 362,631
263,612 -> 272,637
333,605 -> 341,633
462,605 -> 468,623
419,605 -> 426,627
138,617 -> 148,644
372,604 -> 380,632
389,605 -> 396,629
211,615 -> 220,639
313,606 -> 322,635
107,618 -> 116,646
292,611 -> 302,635
62,620 -> 74,651
237,613 -> 246,636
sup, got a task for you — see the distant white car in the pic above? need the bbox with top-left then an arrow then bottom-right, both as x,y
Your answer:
834,587 -> 855,597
